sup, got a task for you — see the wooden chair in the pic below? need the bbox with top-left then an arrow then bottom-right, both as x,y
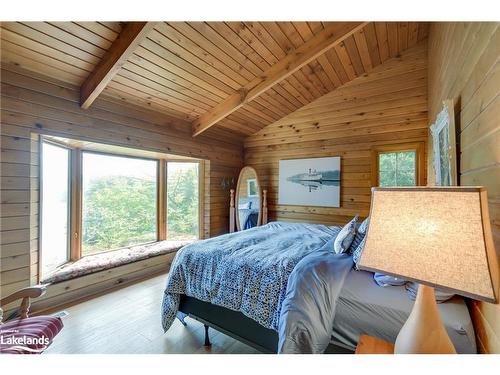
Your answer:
0,285 -> 63,354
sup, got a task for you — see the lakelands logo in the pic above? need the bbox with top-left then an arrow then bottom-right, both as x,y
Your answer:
1,329 -> 49,353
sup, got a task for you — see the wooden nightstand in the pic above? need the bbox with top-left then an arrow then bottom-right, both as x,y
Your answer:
355,335 -> 394,354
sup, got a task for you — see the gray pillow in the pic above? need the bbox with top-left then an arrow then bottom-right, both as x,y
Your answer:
405,282 -> 455,303
333,216 -> 358,254
352,235 -> 366,269
374,272 -> 407,287
348,217 -> 369,254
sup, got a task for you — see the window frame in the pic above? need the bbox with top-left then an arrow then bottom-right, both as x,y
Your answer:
38,136 -> 204,281
165,160 -> 203,241
371,142 -> 425,187
39,138 -> 72,279
79,149 -> 161,256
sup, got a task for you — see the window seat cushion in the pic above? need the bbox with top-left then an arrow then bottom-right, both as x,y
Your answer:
42,240 -> 192,284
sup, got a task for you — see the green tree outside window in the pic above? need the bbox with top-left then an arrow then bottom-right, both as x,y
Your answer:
167,163 -> 199,241
379,151 -> 416,187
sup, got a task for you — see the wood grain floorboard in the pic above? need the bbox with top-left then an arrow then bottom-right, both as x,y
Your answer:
44,274 -> 259,354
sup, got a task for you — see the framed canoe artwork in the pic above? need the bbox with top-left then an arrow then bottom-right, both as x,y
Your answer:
430,99 -> 458,186
278,156 -> 341,207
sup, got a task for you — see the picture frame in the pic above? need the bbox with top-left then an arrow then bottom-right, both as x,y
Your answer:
247,178 -> 258,197
430,99 -> 457,186
278,156 -> 341,207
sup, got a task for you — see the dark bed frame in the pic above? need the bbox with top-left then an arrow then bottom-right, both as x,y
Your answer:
178,294 -> 353,354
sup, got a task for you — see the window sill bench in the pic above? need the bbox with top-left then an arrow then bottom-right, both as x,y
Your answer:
41,240 -> 193,285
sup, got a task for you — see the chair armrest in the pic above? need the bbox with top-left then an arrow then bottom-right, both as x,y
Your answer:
0,285 -> 48,321
0,285 -> 48,307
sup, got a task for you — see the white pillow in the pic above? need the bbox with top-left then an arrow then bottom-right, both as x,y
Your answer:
238,202 -> 251,209
358,217 -> 369,235
333,216 -> 358,254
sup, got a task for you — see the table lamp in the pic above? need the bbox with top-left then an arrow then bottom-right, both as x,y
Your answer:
358,187 -> 498,354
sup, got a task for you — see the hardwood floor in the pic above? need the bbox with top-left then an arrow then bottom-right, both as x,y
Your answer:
44,273 -> 259,354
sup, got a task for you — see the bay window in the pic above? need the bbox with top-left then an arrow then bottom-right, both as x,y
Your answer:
39,136 -> 202,279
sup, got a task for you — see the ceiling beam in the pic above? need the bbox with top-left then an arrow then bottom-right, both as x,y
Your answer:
80,22 -> 157,109
192,22 -> 368,137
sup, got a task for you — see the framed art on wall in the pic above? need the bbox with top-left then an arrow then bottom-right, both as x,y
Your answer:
247,178 -> 258,197
430,99 -> 457,186
278,156 -> 341,207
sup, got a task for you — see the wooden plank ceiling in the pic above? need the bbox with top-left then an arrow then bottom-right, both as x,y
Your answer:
0,22 -> 429,141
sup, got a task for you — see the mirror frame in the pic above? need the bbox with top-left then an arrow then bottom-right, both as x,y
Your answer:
235,166 -> 262,231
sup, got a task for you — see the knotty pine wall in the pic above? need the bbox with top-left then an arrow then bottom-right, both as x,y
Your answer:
428,22 -> 499,354
0,64 -> 243,302
244,43 -> 428,226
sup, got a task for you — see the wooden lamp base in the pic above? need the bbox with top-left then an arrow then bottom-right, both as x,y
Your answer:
395,284 -> 457,354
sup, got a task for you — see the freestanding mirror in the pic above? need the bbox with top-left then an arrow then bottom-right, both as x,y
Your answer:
229,166 -> 267,232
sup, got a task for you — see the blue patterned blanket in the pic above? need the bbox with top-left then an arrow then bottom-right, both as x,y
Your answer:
161,222 -> 341,333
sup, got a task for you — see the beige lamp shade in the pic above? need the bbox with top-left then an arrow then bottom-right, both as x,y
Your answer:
358,187 -> 498,303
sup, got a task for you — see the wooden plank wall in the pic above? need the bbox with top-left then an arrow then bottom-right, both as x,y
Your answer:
0,64 -> 243,302
244,42 -> 428,226
428,22 -> 500,354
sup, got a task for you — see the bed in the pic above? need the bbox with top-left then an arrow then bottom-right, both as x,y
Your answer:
331,269 -> 476,353
161,222 -> 476,354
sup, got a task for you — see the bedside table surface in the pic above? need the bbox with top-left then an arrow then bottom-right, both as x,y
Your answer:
355,334 -> 394,354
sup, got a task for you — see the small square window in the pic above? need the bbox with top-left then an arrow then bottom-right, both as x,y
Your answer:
378,150 -> 417,187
